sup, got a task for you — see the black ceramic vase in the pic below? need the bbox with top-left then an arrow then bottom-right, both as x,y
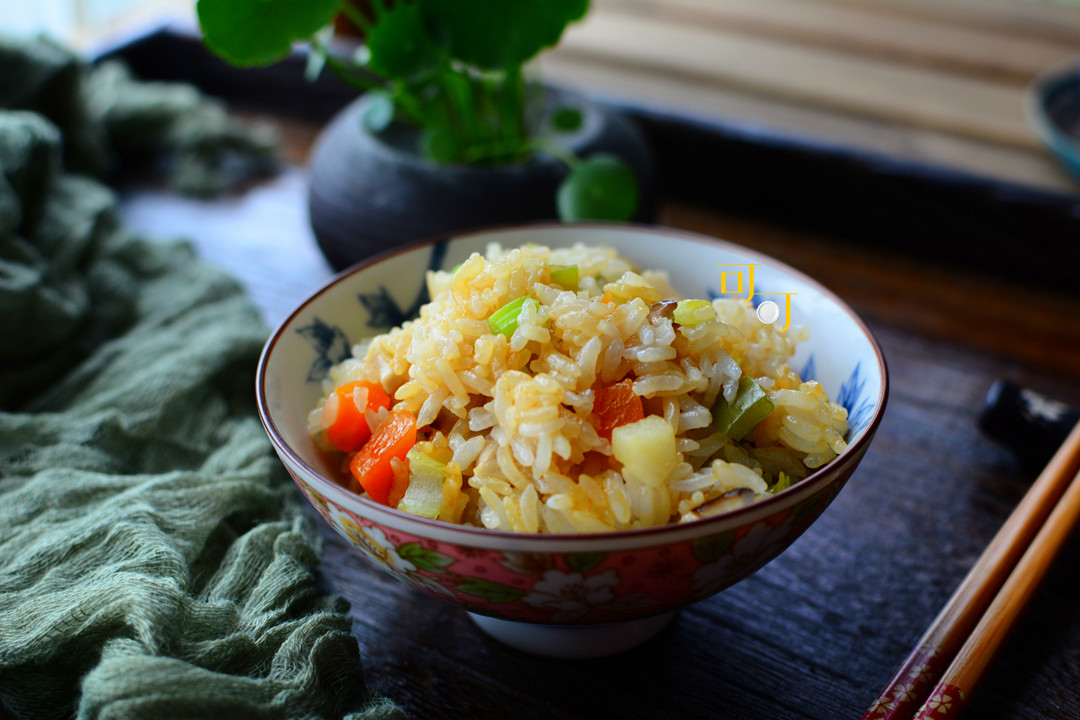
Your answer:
307,92 -> 656,270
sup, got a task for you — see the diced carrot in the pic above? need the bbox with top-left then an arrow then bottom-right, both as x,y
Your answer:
600,292 -> 615,304
349,411 -> 417,505
593,379 -> 645,440
324,380 -> 392,452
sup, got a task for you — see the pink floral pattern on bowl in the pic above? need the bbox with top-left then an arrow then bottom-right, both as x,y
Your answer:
289,463 -> 847,625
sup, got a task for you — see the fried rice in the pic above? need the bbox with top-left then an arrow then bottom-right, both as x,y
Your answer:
309,243 -> 849,533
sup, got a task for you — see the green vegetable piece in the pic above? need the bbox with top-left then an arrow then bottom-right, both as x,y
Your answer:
673,299 -> 715,326
550,265 -> 579,289
487,296 -> 534,337
197,0 -> 341,66
557,154 -> 639,222
712,376 -> 775,441
423,0 -> 589,70
399,449 -> 446,519
770,471 -> 792,495
362,91 -> 395,133
551,106 -> 584,132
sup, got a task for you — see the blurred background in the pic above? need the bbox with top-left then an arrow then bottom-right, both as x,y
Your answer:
9,0 -> 1080,197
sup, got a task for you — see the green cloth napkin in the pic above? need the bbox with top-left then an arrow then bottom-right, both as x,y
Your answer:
0,39 -> 404,720
0,34 -> 278,196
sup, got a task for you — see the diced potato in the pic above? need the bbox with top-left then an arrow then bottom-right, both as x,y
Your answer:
673,299 -> 715,326
398,449 -> 446,518
612,416 -> 679,487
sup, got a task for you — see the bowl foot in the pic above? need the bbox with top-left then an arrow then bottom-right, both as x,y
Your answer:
467,611 -> 677,658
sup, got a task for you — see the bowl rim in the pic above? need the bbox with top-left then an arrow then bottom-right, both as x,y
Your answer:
257,221 -> 889,543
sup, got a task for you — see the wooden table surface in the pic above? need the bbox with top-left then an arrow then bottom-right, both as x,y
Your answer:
89,2 -> 1080,716
117,161 -> 1080,720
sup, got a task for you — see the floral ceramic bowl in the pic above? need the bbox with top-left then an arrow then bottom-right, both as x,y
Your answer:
256,224 -> 888,657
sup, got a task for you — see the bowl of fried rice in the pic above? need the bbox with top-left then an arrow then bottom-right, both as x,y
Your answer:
257,223 -> 887,657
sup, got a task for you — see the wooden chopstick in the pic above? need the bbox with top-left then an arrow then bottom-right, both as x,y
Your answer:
861,420 -> 1080,720
911,464 -> 1080,718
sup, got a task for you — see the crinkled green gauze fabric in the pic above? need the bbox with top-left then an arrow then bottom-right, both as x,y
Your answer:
0,110 -> 403,719
0,34 -> 278,197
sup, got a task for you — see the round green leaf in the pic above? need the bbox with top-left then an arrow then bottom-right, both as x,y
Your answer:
367,1 -> 445,80
361,91 -> 395,133
557,154 -> 639,222
421,127 -> 462,164
197,0 -> 342,67
422,0 -> 590,70
551,106 -> 583,133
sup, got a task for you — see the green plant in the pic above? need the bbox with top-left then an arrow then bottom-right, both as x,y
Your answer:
196,0 -> 639,221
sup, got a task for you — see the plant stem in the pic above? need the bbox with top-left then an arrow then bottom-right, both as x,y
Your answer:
439,73 -> 468,146
471,75 -> 496,147
312,43 -> 431,127
501,65 -> 525,147
455,134 -> 574,166
529,138 -> 581,169
458,73 -> 482,145
388,82 -> 433,128
315,45 -> 380,92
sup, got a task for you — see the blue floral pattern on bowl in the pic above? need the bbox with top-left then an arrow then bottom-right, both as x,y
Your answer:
296,242 -> 451,383
837,361 -> 876,439
295,318 -> 351,383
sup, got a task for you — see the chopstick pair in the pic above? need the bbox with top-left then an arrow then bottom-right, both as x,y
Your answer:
862,420 -> 1080,720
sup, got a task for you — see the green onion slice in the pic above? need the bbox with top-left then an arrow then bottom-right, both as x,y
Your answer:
487,296 -> 535,337
712,376 -> 775,441
770,471 -> 792,495
550,264 -> 579,289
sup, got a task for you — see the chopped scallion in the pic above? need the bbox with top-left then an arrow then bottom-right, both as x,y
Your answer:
487,296 -> 535,337
770,471 -> 792,494
712,376 -> 775,440
550,264 -> 579,289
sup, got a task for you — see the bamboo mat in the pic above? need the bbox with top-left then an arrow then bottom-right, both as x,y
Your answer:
543,0 -> 1080,195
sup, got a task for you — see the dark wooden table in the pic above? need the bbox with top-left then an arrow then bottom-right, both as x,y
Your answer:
117,134 -> 1080,718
